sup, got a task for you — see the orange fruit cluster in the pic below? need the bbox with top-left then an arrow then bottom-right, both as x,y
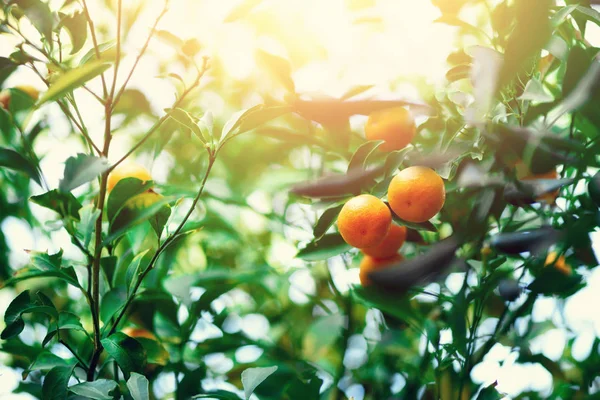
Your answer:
335,108 -> 446,286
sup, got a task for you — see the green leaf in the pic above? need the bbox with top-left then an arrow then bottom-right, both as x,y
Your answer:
313,204 -> 344,240
125,250 -> 150,295
388,205 -> 437,232
101,333 -> 147,379
192,391 -> 240,400
59,154 -> 110,193
170,108 -> 208,144
518,79 -> 554,103
347,140 -> 383,172
224,0 -> 263,22
15,0 -> 54,47
241,366 -> 278,400
255,50 -> 295,92
135,337 -> 169,366
1,290 -> 58,339
127,372 -> 150,400
107,177 -> 154,223
221,105 -> 292,144
79,41 -> 116,65
290,165 -> 384,198
43,312 -> 87,347
69,380 -> 118,400
59,11 -> 87,54
106,193 -> 172,245
100,287 -> 127,325
0,147 -> 41,185
0,57 -> 18,85
42,364 -> 76,400
477,382 -> 503,400
38,60 -> 111,105
30,189 -> 82,220
78,204 -> 100,248
296,233 -> 351,261
499,0 -> 552,87
352,286 -> 423,328
23,352 -> 72,379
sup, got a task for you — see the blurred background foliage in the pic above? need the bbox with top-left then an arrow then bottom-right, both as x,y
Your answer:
1,0 -> 600,399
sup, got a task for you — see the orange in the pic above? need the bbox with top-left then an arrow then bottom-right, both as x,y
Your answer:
359,254 -> 403,286
365,107 -> 416,152
361,223 -> 407,259
544,251 -> 572,276
107,163 -> 153,192
337,194 -> 392,248
388,166 -> 445,223
122,326 -> 157,340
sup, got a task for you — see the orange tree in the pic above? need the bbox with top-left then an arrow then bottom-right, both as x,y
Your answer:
1,0 -> 600,399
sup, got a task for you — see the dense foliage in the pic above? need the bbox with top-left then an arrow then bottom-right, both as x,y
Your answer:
1,0 -> 600,399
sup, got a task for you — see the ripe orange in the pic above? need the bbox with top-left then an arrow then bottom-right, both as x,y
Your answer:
544,251 -> 572,275
107,163 -> 153,192
0,91 -> 9,110
359,254 -> 403,286
338,194 -> 392,248
361,223 -> 407,259
388,166 -> 445,223
365,107 -> 416,152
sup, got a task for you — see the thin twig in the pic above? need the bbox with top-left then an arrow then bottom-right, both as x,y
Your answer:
81,0 -> 108,98
109,0 -> 123,100
60,339 -> 90,371
111,1 -> 169,111
108,57 -> 209,172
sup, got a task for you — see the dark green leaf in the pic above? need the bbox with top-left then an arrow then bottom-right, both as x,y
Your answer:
107,177 -> 154,223
42,364 -> 76,400
69,380 -> 118,400
135,337 -> 169,366
490,226 -> 561,255
23,352 -> 72,379
1,290 -> 58,339
192,391 -> 240,400
368,236 -> 460,292
477,382 -> 503,400
241,366 -> 278,400
30,189 -> 82,220
499,0 -> 552,87
101,332 -> 147,379
563,45 -> 592,98
106,193 -> 172,244
125,250 -> 150,295
352,286 -> 423,327
503,178 -> 574,205
0,57 -> 18,85
290,166 -> 384,198
296,233 -> 351,261
313,204 -> 343,240
100,287 -> 127,325
38,61 -> 111,105
0,147 -> 41,185
59,154 -> 110,193
43,312 -> 87,347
